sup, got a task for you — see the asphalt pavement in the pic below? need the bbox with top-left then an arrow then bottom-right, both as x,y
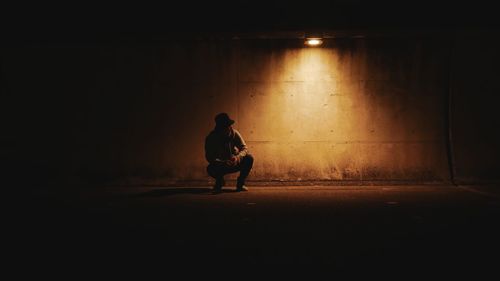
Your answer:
11,184 -> 500,276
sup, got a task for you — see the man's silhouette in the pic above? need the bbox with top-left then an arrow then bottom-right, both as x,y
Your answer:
205,113 -> 254,192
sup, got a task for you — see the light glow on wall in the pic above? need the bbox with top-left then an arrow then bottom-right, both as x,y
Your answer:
238,46 -> 363,180
236,40 -> 447,181
176,39 -> 449,182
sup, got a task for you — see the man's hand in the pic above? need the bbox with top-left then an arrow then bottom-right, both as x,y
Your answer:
226,155 -> 240,166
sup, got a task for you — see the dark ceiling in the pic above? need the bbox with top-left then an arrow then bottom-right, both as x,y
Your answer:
3,0 -> 500,43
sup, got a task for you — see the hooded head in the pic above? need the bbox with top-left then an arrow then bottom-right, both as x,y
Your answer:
215,112 -> 235,127
214,112 -> 235,137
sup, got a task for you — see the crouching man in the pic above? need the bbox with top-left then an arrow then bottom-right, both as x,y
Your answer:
205,113 -> 254,192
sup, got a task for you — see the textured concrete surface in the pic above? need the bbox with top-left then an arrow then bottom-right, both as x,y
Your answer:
11,185 -> 500,276
3,33 -> 500,185
237,38 -> 449,182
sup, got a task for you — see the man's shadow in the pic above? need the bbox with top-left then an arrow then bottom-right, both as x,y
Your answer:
132,187 -> 237,198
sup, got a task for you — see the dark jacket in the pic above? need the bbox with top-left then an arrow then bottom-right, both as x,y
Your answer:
205,128 -> 248,163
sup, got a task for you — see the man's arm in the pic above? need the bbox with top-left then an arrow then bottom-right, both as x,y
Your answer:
233,130 -> 248,158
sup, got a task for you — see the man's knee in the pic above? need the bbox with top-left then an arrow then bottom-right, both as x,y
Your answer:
242,154 -> 254,166
246,153 -> 254,162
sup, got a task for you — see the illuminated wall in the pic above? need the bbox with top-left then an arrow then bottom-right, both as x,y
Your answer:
126,37 -> 450,184
233,38 -> 449,182
11,35 -> 500,185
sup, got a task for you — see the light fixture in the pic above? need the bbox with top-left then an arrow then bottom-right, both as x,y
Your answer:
305,38 -> 323,46
304,31 -> 324,47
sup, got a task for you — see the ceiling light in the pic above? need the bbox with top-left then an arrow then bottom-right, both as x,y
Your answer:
305,38 -> 323,46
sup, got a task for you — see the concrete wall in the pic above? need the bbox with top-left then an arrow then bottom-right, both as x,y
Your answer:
236,38 -> 450,182
3,33 -> 499,185
451,34 -> 500,183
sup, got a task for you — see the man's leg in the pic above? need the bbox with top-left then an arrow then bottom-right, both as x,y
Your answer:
207,163 -> 226,191
237,154 -> 254,191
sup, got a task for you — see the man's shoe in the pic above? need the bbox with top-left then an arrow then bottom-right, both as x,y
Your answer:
213,178 -> 225,193
236,176 -> 248,192
236,185 -> 248,192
